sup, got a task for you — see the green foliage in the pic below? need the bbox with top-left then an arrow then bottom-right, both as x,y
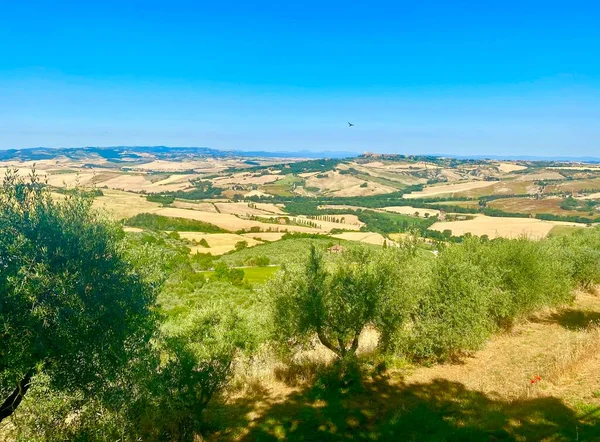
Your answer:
125,212 -> 226,233
53,187 -> 104,198
245,255 -> 271,267
234,240 -> 248,250
550,227 -> 600,290
356,210 -> 437,234
145,194 -> 175,206
212,262 -> 246,286
190,251 -> 217,270
267,246 -> 413,358
399,245 -> 499,361
0,170 -> 157,422
146,308 -> 251,440
161,179 -> 222,200
218,237 -> 344,267
398,236 -> 575,361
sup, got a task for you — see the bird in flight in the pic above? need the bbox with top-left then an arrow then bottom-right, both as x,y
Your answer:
348,122 -> 354,127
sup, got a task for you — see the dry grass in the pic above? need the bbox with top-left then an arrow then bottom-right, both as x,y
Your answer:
289,216 -> 362,232
129,160 -> 206,172
516,170 -> 565,181
154,207 -> 321,233
253,203 -> 286,214
497,162 -> 527,173
241,232 -> 286,242
579,192 -> 600,200
215,202 -> 280,217
429,215 -> 585,239
382,206 -> 440,218
305,171 -> 396,197
545,177 -> 600,193
179,232 -> 263,255
548,166 -> 600,171
207,290 -> 600,441
331,232 -> 390,246
213,173 -> 283,187
403,180 -> 496,199
171,201 -> 219,212
92,189 -> 163,219
97,173 -> 192,193
489,197 -> 597,217
454,180 -> 536,198
406,292 -> 600,403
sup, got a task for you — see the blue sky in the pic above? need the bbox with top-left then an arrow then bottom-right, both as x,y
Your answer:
1,0 -> 599,156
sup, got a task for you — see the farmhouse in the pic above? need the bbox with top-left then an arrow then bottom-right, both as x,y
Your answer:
328,244 -> 344,254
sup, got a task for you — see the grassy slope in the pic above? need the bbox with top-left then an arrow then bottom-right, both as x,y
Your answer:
207,291 -> 600,441
199,266 -> 280,285
216,237 -> 374,267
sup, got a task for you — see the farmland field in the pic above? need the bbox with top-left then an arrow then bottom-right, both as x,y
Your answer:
199,265 -> 280,285
403,180 -> 497,199
429,215 -> 585,239
5,146 -> 600,442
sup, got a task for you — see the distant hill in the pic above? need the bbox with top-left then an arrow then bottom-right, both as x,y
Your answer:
0,146 -> 357,162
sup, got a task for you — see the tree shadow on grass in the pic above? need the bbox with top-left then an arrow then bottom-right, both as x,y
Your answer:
212,373 -> 600,442
542,308 -> 600,330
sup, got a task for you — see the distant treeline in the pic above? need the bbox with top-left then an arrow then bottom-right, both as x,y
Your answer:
125,213 -> 226,233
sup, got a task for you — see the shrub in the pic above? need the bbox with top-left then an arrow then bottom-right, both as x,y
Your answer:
399,245 -> 499,361
234,240 -> 248,251
551,227 -> 600,290
245,255 -> 271,267
212,262 -> 246,286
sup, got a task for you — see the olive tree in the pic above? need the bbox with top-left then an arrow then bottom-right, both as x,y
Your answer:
0,170 -> 157,422
268,245 -> 412,358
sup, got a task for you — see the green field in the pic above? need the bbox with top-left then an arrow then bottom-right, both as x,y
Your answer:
200,265 -> 280,285
217,237 -> 353,267
547,225 -> 586,237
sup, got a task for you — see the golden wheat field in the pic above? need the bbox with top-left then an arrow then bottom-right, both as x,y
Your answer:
178,232 -> 263,255
403,180 -> 497,199
429,215 -> 585,239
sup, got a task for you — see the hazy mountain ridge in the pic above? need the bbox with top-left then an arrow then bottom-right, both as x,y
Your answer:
1,146 -> 598,163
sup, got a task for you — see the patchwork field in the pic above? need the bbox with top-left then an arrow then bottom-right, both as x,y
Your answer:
489,197 -> 600,218
544,177 -> 600,194
178,232 -> 264,255
154,207 -> 321,233
6,147 -> 600,248
305,171 -> 397,196
93,189 -> 163,219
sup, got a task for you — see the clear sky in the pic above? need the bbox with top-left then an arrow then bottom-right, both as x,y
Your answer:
1,0 -> 599,156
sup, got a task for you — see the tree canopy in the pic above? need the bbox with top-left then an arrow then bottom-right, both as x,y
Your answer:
0,170 -> 157,422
